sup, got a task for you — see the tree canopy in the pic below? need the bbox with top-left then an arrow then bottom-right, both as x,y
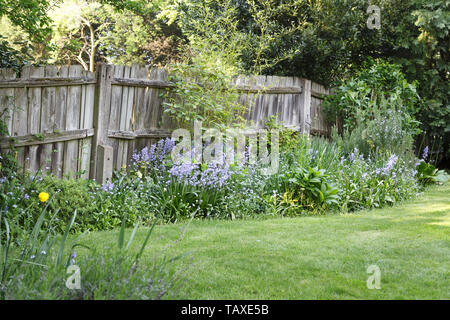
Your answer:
0,0 -> 448,164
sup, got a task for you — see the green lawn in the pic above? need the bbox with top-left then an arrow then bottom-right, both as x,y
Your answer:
82,183 -> 450,299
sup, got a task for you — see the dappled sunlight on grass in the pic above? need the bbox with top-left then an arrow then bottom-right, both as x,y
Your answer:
81,183 -> 450,299
428,215 -> 450,227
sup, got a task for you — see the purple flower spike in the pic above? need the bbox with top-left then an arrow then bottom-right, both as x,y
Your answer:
422,146 -> 429,160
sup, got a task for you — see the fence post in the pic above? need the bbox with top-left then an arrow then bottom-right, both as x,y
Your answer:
90,63 -> 113,183
300,79 -> 311,134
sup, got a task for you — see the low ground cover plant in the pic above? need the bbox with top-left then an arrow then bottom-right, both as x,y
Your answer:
0,200 -> 183,300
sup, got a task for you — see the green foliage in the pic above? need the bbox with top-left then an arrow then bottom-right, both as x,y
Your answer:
0,201 -> 182,299
0,36 -> 34,70
1,0 -> 184,71
0,172 -> 157,238
392,0 -> 450,162
0,0 -> 53,69
331,102 -> 416,158
324,60 -> 420,158
323,59 -> 421,134
163,61 -> 243,129
95,171 -> 157,229
171,0 -> 449,163
49,0 -> 182,70
265,131 -> 419,212
0,0 -> 52,42
29,176 -> 99,233
415,161 -> 450,184
267,166 -> 340,215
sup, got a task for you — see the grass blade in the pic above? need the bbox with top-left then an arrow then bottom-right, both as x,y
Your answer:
118,214 -> 127,250
1,217 -> 10,283
135,219 -> 158,263
126,222 -> 140,251
56,210 -> 77,266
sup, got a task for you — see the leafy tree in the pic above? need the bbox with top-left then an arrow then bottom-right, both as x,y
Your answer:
0,0 -> 54,69
1,0 -> 184,71
170,0 -> 449,164
0,0 -> 53,42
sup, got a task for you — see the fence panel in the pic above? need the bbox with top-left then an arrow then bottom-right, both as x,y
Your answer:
0,65 -> 96,178
1,63 -> 332,183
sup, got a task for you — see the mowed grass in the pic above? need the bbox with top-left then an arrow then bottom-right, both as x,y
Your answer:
81,183 -> 450,299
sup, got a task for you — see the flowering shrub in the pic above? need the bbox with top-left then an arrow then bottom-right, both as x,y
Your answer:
335,150 -> 418,211
0,132 -> 436,236
130,138 -> 176,180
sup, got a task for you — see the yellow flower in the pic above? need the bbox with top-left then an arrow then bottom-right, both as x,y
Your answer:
136,171 -> 143,179
39,192 -> 49,203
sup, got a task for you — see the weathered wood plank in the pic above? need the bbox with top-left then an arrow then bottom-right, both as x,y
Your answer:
63,65 -> 82,177
40,66 -> 58,174
11,67 -> 31,172
111,78 -> 174,89
145,68 -> 161,129
80,69 -> 95,179
234,84 -> 302,94
109,65 -> 125,171
116,65 -> 131,170
274,76 -> 286,125
108,129 -> 172,140
0,77 -> 96,88
300,79 -> 312,133
0,128 -> 95,148
110,78 -> 302,94
292,77 -> 303,127
52,66 -> 68,178
125,64 -> 140,167
26,66 -> 44,173
90,63 -> 112,180
158,69 -> 173,130
0,69 -> 16,136
134,66 -> 148,132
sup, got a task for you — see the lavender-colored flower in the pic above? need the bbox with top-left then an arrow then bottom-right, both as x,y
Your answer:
169,161 -> 233,189
101,181 -> 115,192
24,194 -> 30,200
349,148 -> 358,163
131,138 -> 175,174
70,252 -> 77,265
422,146 -> 429,160
377,154 -> 398,176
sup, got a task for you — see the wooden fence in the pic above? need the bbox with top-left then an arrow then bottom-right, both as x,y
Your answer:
0,63 -> 331,183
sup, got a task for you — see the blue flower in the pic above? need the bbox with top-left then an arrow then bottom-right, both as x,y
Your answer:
422,146 -> 429,160
70,252 -> 77,265
101,181 -> 115,192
